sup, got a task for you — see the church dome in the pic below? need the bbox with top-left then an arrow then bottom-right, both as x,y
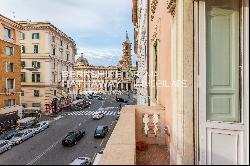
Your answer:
76,53 -> 89,66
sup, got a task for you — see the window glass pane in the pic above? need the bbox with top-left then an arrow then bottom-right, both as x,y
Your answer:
37,74 -> 40,82
4,27 -> 11,38
7,62 -> 14,72
7,79 -> 14,89
20,32 -> 25,40
206,0 -> 240,122
6,47 -> 13,55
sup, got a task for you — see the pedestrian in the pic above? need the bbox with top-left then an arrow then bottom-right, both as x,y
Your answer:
119,104 -> 122,110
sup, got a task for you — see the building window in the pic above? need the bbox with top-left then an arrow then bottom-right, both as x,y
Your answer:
21,61 -> 26,68
34,45 -> 39,53
52,48 -> 56,55
53,62 -> 56,69
6,62 -> 14,72
21,90 -> 24,96
32,103 -> 41,107
21,45 -> 25,53
20,32 -> 25,40
32,61 -> 41,69
21,73 -> 26,82
54,90 -> 57,96
66,44 -> 69,49
3,27 -> 11,38
123,72 -> 126,79
34,90 -> 40,97
4,99 -> 16,107
52,36 -> 55,42
6,46 -> 13,56
60,40 -> 63,46
67,54 -> 69,61
6,79 -> 14,89
32,73 -> 40,82
53,75 -> 56,83
32,33 -> 40,39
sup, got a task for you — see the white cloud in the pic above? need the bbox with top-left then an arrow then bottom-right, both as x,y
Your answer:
0,0 -> 135,66
77,47 -> 122,66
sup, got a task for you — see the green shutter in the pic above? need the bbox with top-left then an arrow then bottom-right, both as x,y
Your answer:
37,33 -> 40,39
37,74 -> 40,82
32,33 -> 35,39
37,62 -> 41,68
32,74 -> 35,82
206,0 -> 240,122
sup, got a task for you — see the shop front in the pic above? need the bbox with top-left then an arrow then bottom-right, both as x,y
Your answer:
0,111 -> 20,131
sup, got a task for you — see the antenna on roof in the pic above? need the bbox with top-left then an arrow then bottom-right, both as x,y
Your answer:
12,11 -> 16,19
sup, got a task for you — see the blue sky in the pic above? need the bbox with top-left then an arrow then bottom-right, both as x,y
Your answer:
0,0 -> 136,66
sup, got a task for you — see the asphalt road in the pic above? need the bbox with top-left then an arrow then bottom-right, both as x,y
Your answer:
0,94 -> 135,165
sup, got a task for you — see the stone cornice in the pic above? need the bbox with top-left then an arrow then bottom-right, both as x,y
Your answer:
166,0 -> 176,17
0,14 -> 23,30
17,21 -> 76,46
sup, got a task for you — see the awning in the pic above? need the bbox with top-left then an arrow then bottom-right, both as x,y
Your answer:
23,107 -> 41,114
0,114 -> 20,124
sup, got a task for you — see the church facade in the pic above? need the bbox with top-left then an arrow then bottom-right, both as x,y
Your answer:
74,32 -> 137,94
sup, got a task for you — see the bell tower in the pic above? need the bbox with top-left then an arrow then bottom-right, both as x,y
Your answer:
119,31 -> 132,69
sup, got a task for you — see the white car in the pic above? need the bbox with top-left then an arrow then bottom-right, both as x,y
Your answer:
92,112 -> 104,120
70,157 -> 91,165
33,121 -> 49,133
0,140 -> 12,154
10,129 -> 36,145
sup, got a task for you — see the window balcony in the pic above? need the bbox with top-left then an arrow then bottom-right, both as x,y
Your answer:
98,105 -> 169,165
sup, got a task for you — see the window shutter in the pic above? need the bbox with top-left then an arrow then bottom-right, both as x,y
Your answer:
32,74 -> 35,82
37,33 -> 40,39
37,62 -> 41,68
32,33 -> 34,39
37,74 -> 40,82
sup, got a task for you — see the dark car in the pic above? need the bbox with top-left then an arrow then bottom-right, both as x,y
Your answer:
62,131 -> 85,146
76,94 -> 85,100
115,97 -> 128,103
94,126 -> 109,138
98,96 -> 104,100
3,130 -> 18,140
88,95 -> 93,100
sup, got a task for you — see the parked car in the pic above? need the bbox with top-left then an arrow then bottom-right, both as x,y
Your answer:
76,94 -> 85,100
17,117 -> 36,130
0,140 -> 12,154
70,157 -> 91,165
115,96 -> 128,103
62,130 -> 85,147
32,121 -> 49,134
2,130 -> 18,140
94,126 -> 109,138
88,95 -> 93,100
92,112 -> 104,120
116,112 -> 121,120
10,129 -> 36,145
97,96 -> 104,100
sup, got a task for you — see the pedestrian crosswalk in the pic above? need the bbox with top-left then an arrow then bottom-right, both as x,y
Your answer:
66,110 -> 118,116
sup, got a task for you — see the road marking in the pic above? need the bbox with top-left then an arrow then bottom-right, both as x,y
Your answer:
100,139 -> 104,147
27,140 -> 60,165
91,153 -> 97,164
27,118 -> 89,165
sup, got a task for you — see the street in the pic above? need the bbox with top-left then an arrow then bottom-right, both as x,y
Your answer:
0,94 -> 135,165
